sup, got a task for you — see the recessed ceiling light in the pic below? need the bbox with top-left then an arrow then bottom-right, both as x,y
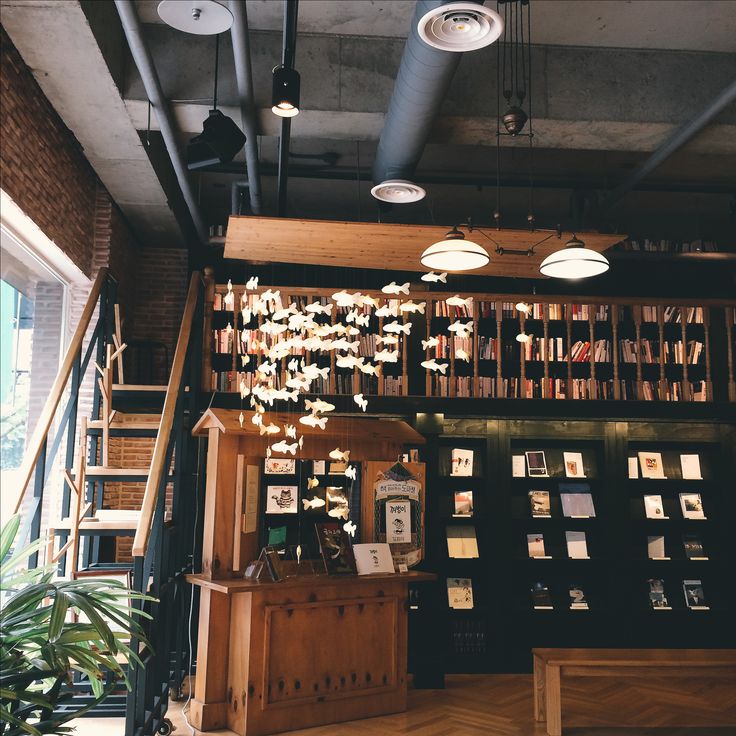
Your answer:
157,0 -> 233,35
539,237 -> 610,279
417,2 -> 504,52
420,226 -> 489,271
370,180 -> 426,203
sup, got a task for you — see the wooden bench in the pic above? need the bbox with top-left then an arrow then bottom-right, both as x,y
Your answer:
533,648 -> 736,736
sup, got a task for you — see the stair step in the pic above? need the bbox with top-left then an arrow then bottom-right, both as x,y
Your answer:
86,466 -> 150,478
88,418 -> 161,430
113,383 -> 168,392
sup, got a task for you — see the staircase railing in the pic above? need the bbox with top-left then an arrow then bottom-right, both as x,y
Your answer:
10,267 -> 116,566
126,272 -> 204,736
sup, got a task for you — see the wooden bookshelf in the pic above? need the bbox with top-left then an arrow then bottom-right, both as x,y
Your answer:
203,276 -> 735,404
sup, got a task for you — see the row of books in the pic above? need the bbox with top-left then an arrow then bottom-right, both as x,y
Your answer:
433,300 -> 472,318
432,376 -> 473,397
647,534 -> 707,560
661,339 -> 704,365
642,305 -> 704,324
623,239 -> 717,253
427,335 -> 472,359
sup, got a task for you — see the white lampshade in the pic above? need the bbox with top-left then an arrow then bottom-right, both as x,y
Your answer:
539,237 -> 609,279
420,227 -> 489,271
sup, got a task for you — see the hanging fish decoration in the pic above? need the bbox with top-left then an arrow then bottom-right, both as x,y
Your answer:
381,281 -> 410,295
375,303 -> 399,318
328,506 -> 350,520
374,349 -> 399,363
448,320 -> 474,337
271,440 -> 299,455
446,295 -> 473,308
304,301 -> 333,315
305,398 -> 335,413
375,334 -> 399,345
399,300 -> 426,314
299,414 -> 328,429
307,476 -> 320,490
285,424 -> 297,438
329,448 -> 350,462
345,465 -> 357,480
421,337 -> 440,350
354,393 -> 368,412
421,359 -> 449,374
245,276 -> 259,290
421,271 -> 447,283
455,349 -> 471,362
302,496 -> 326,510
343,520 -> 357,537
331,290 -> 364,307
258,422 -> 281,436
383,321 -> 411,335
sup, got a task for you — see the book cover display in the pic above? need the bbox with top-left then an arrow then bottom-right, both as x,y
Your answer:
648,578 -> 671,609
563,452 -> 586,478
682,534 -> 707,560
679,492 -> 706,519
447,577 -> 474,609
680,454 -> 703,480
531,582 -> 553,609
447,526 -> 479,558
525,451 -> 548,477
565,531 -> 589,559
527,533 -> 548,558
528,490 -> 551,517
647,535 -> 667,559
265,485 -> 298,514
683,579 -> 709,610
569,584 -> 589,609
639,451 -> 666,479
353,543 -> 395,575
560,489 -> 596,518
644,494 -> 666,519
315,522 -> 356,575
453,490 -> 474,517
451,448 -> 474,476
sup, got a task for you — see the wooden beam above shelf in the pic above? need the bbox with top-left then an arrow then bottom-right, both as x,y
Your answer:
223,216 -> 625,279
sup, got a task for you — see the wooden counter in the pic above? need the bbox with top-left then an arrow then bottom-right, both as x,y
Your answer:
187,571 -> 434,735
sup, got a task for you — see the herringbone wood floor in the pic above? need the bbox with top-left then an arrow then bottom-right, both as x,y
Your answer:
72,675 -> 736,735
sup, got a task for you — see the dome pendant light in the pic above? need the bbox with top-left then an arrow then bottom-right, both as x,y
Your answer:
271,65 -> 300,117
420,226 -> 490,271
539,236 -> 610,279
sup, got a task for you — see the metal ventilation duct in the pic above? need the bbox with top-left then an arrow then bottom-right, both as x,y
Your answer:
371,0 -> 487,202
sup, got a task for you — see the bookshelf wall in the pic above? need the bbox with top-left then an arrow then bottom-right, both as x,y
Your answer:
420,418 -> 736,675
205,280 -> 735,404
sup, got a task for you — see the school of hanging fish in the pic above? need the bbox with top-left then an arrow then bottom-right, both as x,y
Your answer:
228,269 -> 476,546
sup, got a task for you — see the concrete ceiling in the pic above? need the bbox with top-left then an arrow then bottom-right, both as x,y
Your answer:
134,1 -> 736,53
3,0 -> 736,252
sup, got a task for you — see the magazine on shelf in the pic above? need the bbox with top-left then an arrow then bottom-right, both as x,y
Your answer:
648,578 -> 671,610
682,534 -> 707,560
563,452 -> 586,478
353,543 -> 395,575
527,533 -> 548,558
644,494 -> 666,519
568,584 -> 589,609
627,457 -> 639,479
565,531 -> 589,559
638,451 -> 666,479
531,582 -> 554,609
647,535 -> 667,559
525,451 -> 548,477
679,454 -> 703,480
453,490 -> 474,517
560,491 -> 596,518
451,448 -> 474,476
446,526 -> 479,559
679,492 -> 705,519
528,491 -> 551,517
512,455 -> 526,477
682,579 -> 709,610
447,577 -> 474,609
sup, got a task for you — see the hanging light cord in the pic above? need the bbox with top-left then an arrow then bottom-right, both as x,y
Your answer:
213,33 -> 220,110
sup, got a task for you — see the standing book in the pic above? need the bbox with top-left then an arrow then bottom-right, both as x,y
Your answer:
683,579 -> 709,610
450,448 -> 474,476
560,491 -> 595,518
639,451 -> 666,479
531,582 -> 554,610
527,533 -> 548,558
568,584 -> 589,610
353,543 -> 395,575
525,451 -> 548,477
446,526 -> 479,558
647,535 -> 667,559
447,577 -> 474,609
315,523 -> 356,575
528,490 -> 551,517
644,494 -> 667,519
679,492 -> 705,519
679,454 -> 703,480
682,534 -> 707,560
565,531 -> 589,559
563,452 -> 586,478
453,490 -> 474,517
648,578 -> 671,610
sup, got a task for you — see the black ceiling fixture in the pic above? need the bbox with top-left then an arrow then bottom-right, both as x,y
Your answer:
187,33 -> 246,170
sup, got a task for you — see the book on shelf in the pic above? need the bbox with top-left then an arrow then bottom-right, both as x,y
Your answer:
531,582 -> 554,609
447,577 -> 474,609
525,451 -> 548,477
638,451 -> 666,479
315,522 -> 357,575
451,448 -> 474,476
682,533 -> 707,560
446,526 -> 479,559
628,457 -> 639,479
563,452 -> 586,478
644,494 -> 666,519
353,543 -> 395,575
453,491 -> 474,517
560,490 -> 595,518
679,492 -> 705,519
528,490 -> 551,517
619,338 -> 638,364
512,455 -> 526,477
680,454 -> 703,480
527,533 -> 548,558
648,578 -> 671,609
569,584 -> 589,609
565,531 -> 589,559
683,579 -> 709,610
647,535 -> 667,559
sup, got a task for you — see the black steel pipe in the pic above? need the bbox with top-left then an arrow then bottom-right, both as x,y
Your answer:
277,0 -> 299,216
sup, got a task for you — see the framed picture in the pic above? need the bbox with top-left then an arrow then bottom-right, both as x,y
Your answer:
265,458 -> 296,475
265,485 -> 298,514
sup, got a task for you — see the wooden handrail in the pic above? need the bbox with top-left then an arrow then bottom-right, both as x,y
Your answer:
133,272 -> 201,558
12,268 -> 110,516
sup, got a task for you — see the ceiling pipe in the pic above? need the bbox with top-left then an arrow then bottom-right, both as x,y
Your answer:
231,179 -> 249,215
372,0 -> 485,189
277,0 -> 299,217
229,0 -> 262,214
114,0 -> 208,244
602,78 -> 736,210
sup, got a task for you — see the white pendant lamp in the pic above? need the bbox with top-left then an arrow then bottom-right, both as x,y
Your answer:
420,226 -> 490,271
157,1 -> 233,35
539,236 -> 610,279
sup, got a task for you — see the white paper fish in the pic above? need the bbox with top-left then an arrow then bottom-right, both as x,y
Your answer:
251,298 -> 268,316
241,306 -> 252,323
260,320 -> 288,336
287,313 -> 317,331
359,295 -> 379,308
399,301 -> 426,314
299,414 -> 328,430
375,303 -> 399,318
354,393 -> 368,412
239,411 -> 244,427
257,361 -> 278,376
421,271 -> 447,283
343,520 -> 357,537
329,338 -> 360,353
285,375 -> 311,391
305,301 -> 333,315
258,422 -> 280,436
374,349 -> 399,363
354,313 -> 370,327
383,321 -> 411,335
421,359 -> 449,374
305,398 -> 335,413
331,290 -> 363,307
329,448 -> 350,462
302,364 -> 330,381
287,358 -> 300,372
240,354 -> 250,367
456,348 -> 471,362
245,276 -> 259,290
345,465 -> 357,480
382,281 -> 410,296
302,496 -> 326,510
285,424 -> 297,438
272,303 -> 296,321
336,354 -> 365,370
260,288 -> 281,303
307,476 -> 319,489
252,412 -> 263,426
375,334 -> 399,346
422,337 -> 440,350
328,506 -> 349,520
448,320 -> 474,336
359,362 -> 380,376
271,440 -> 298,455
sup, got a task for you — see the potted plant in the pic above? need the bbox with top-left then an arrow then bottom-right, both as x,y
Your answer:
0,514 -> 153,735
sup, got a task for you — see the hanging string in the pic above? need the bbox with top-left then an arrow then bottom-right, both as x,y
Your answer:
213,33 -> 220,110
526,1 -> 534,225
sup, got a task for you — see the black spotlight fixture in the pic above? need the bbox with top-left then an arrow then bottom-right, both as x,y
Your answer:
186,33 -> 246,170
271,65 -> 300,117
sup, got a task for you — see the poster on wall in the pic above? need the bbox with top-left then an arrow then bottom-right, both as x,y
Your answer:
386,500 -> 411,543
265,485 -> 298,514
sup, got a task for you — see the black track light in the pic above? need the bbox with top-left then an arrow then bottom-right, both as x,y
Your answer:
186,109 -> 246,170
271,65 -> 300,117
